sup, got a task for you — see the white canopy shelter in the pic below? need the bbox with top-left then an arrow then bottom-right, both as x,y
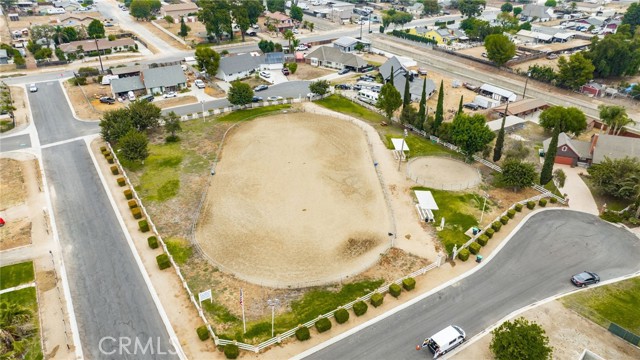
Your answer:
414,190 -> 439,222
391,138 -> 410,152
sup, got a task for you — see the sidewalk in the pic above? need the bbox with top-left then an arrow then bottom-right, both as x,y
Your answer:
556,164 -> 599,215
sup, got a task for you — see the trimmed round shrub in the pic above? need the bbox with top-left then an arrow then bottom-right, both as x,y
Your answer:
477,234 -> 489,246
492,221 -> 502,232
539,198 -> 548,207
132,207 -> 142,219
334,308 -> 349,324
156,253 -> 170,270
402,277 -> 416,291
196,325 -> 209,341
124,189 -> 133,200
295,326 -> 310,341
352,300 -> 368,316
117,177 -> 126,186
370,293 -> 384,307
527,201 -> 536,209
550,197 -> 558,203
515,203 -> 523,212
128,199 -> 138,209
139,219 -> 150,232
148,236 -> 159,249
110,165 -> 119,175
106,155 -> 114,164
485,228 -> 495,239
500,215 -> 509,225
223,344 -> 239,359
100,146 -> 107,152
389,283 -> 402,298
458,248 -> 470,261
468,242 -> 481,255
102,150 -> 110,157
315,317 -> 332,333
507,209 -> 516,219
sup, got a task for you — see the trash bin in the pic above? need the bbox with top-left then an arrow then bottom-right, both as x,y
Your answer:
476,255 -> 483,263
472,227 -> 479,235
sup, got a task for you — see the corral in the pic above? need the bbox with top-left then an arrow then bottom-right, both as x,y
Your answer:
196,113 -> 392,287
407,156 -> 481,191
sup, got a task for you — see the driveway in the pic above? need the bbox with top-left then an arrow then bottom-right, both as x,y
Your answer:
556,164 -> 599,215
301,210 -> 640,360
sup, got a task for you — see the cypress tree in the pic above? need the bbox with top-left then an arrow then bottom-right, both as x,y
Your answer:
540,126 -> 560,185
417,78 -> 427,130
433,80 -> 444,136
402,72 -> 411,109
493,102 -> 509,162
457,95 -> 463,115
389,66 -> 394,86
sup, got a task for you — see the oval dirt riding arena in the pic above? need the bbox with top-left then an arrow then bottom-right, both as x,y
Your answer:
196,113 -> 391,287
407,156 -> 481,190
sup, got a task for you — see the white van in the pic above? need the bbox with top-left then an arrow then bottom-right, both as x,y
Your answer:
127,91 -> 135,101
358,89 -> 378,105
421,325 -> 466,358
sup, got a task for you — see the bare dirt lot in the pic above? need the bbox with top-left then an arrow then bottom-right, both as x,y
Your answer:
453,300 -> 640,360
0,158 -> 27,210
287,63 -> 334,81
407,156 -> 481,190
196,113 -> 392,287
0,218 -> 31,250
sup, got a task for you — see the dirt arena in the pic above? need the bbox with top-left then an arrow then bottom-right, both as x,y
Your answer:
407,156 -> 481,190
196,113 -> 392,287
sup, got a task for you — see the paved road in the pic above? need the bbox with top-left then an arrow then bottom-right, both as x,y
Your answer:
28,81 -> 98,145
304,210 -> 640,360
0,133 -> 31,152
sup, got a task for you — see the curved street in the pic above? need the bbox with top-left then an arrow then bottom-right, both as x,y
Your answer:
302,210 -> 640,360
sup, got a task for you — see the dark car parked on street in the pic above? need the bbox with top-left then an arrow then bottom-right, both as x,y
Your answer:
254,85 -> 268,92
571,271 -> 600,287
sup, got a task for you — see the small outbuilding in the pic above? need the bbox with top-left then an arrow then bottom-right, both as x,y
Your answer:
414,190 -> 439,222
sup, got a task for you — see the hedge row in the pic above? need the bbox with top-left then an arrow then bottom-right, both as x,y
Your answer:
390,30 -> 438,45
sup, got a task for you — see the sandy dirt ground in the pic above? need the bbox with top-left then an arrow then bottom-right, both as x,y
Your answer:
421,72 -> 479,123
0,158 -> 27,210
197,113 -> 392,287
62,80 -> 104,120
287,63 -> 334,81
453,300 -> 640,360
407,157 -> 482,191
9,86 -> 30,131
143,21 -> 192,50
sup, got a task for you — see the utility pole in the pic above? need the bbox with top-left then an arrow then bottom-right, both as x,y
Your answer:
522,72 -> 531,99
398,128 -> 408,171
94,36 -> 104,74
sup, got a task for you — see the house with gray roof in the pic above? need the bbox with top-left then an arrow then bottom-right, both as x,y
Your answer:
0,50 -> 8,65
305,46 -> 369,71
394,74 -> 436,103
215,52 -> 285,82
110,76 -> 145,97
520,5 -> 554,22
543,133 -> 640,166
142,65 -> 187,95
379,56 -> 407,82
333,36 -> 371,53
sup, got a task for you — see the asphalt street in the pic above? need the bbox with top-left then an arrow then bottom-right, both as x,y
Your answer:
28,81 -> 98,144
0,134 -> 31,152
304,210 -> 640,360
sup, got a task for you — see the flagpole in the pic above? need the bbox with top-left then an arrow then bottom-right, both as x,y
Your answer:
241,288 -> 246,333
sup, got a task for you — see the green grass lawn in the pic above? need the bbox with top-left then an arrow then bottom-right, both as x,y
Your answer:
543,181 -> 565,198
315,95 -> 387,123
581,175 -> 631,211
215,279 -> 383,343
165,238 -> 192,266
0,287 -> 43,360
0,261 -> 35,290
561,277 -> 640,334
413,187 -> 481,254
217,104 -> 291,122
384,134 -> 460,159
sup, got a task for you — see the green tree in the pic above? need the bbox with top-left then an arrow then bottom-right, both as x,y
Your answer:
504,141 -> 530,161
290,5 -> 303,21
621,2 -> 640,33
194,47 -> 221,75
228,81 -> 254,105
286,62 -> 297,74
266,0 -> 285,12
199,0 -> 233,43
377,82 -> 402,120
540,120 -> 560,185
500,3 -> 513,12
451,113 -> 495,158
63,26 -> 79,42
553,168 -> 566,188
457,95 -> 463,115
570,2 -> 577,12
527,64 -> 557,83
461,17 -> 501,41
586,33 -> 640,78
258,40 -> 275,53
485,34 -> 516,66
539,106 -> 587,136
519,21 -> 532,31
513,7 -> 523,16
459,0 -> 486,18
400,104 -> 418,125
496,12 -> 519,30
500,159 -> 537,191
34,47 -> 53,60
417,78 -> 427,130
283,29 -> 295,52
544,0 -> 556,7
130,0 -> 152,20
128,100 -> 162,131
354,42 -> 365,52
433,80 -> 444,135
87,19 -> 105,38
309,80 -> 330,96
491,317 -> 552,360
232,5 -> 250,42
179,17 -> 191,39
164,15 -> 174,23
163,111 -> 182,141
119,129 -> 149,162
493,112 -> 506,162
422,0 -> 441,16
100,108 -> 134,143
588,157 -> 640,199
30,25 -> 55,44
556,52 -> 595,90
402,72 -> 411,109
245,0 -> 264,25
598,105 -> 633,135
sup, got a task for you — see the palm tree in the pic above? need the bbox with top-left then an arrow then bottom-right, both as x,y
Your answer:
599,105 -> 634,135
283,29 -> 295,52
53,26 -> 68,45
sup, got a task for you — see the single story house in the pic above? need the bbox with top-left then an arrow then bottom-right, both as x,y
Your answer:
0,50 -> 8,65
264,11 -> 294,32
514,29 -> 553,44
520,5 -> 554,22
576,17 -> 606,27
407,2 -> 424,17
394,74 -> 436,103
412,27 -> 468,44
261,52 -> 285,70
580,82 -> 605,97
491,98 -> 549,118
110,75 -> 146,97
379,56 -> 407,82
486,115 -> 526,133
332,36 -> 371,53
215,52 -> 284,82
478,84 -> 517,103
160,2 -> 199,19
305,46 -> 369,71
543,133 -> 640,166
59,38 -> 136,54
142,65 -> 187,94
110,64 -> 147,78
